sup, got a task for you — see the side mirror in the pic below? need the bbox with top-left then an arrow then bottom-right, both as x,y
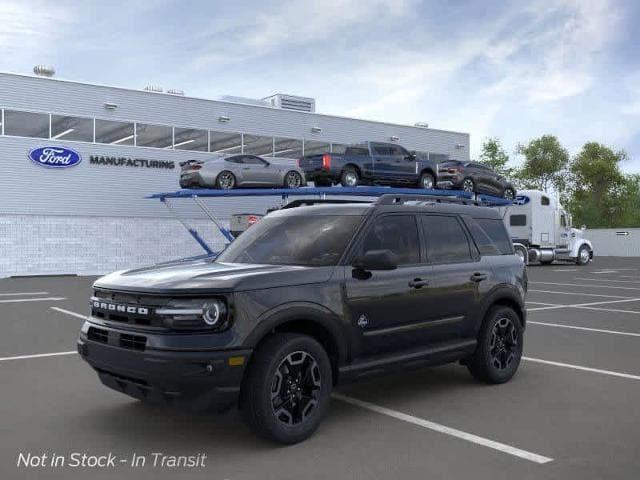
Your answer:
405,153 -> 416,161
354,249 -> 398,271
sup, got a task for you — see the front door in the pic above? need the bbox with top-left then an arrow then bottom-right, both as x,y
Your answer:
240,155 -> 271,185
344,214 -> 432,356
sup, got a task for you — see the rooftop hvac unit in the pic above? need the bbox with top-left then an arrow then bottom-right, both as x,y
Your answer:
144,85 -> 163,93
263,94 -> 316,113
33,65 -> 55,77
167,89 -> 185,96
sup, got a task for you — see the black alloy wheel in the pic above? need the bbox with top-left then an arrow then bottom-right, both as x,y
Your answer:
489,317 -> 518,371
271,351 -> 321,426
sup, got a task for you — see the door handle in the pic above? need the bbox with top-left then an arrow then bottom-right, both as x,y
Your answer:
470,272 -> 488,282
409,278 -> 429,289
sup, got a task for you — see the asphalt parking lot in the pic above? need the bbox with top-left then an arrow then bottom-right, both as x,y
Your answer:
1,258 -> 640,480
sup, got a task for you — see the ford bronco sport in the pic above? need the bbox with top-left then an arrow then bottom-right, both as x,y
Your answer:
78,194 -> 527,444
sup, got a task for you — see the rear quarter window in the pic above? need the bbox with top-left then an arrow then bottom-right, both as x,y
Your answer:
466,217 -> 513,255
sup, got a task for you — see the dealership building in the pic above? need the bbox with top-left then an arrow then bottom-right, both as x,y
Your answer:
0,70 -> 470,277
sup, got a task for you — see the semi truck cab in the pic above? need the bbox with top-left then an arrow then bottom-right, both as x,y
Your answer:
499,190 -> 593,265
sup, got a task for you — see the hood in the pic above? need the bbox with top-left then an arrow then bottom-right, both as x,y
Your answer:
93,258 -> 333,294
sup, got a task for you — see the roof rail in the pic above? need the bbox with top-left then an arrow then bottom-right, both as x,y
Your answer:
281,199 -> 372,209
376,194 -> 483,206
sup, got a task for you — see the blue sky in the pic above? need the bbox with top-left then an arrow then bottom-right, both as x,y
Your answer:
2,0 -> 639,170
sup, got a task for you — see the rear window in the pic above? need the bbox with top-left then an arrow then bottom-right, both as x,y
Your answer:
466,218 -> 513,255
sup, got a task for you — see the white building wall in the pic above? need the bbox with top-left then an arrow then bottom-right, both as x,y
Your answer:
586,228 -> 640,257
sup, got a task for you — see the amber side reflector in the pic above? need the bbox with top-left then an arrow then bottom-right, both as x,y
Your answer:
228,356 -> 245,367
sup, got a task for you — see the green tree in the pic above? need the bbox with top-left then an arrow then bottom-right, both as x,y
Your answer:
567,142 -> 640,227
479,137 -> 512,176
515,135 -> 569,193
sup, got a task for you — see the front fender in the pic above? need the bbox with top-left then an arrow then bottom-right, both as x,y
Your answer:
570,238 -> 593,257
244,302 -> 350,364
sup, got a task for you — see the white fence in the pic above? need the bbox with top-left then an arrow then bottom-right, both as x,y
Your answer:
586,228 -> 640,257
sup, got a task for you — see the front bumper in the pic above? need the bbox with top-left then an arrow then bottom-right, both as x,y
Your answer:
78,322 -> 251,411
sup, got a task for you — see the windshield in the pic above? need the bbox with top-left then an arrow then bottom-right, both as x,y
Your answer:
216,214 -> 364,266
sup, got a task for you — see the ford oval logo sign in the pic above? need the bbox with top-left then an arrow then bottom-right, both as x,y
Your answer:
28,146 -> 82,169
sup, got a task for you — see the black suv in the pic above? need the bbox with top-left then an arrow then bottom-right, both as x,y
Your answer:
77,195 -> 527,444
437,160 -> 516,199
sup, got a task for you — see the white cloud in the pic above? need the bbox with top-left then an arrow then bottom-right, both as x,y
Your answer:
0,1 -> 72,53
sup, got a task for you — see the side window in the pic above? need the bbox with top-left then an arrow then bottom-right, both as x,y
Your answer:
225,155 -> 243,164
421,215 -> 472,263
473,218 -> 513,255
387,145 -> 408,157
373,145 -> 391,155
244,156 -> 267,165
345,147 -> 369,156
510,215 -> 527,226
541,196 -> 550,206
359,215 -> 420,265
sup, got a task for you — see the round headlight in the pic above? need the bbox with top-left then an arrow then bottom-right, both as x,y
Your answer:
203,302 -> 222,326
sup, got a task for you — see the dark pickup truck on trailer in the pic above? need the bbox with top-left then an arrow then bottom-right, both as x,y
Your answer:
77,195 -> 526,444
299,141 -> 440,189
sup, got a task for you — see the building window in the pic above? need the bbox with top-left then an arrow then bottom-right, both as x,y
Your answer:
136,123 -> 173,149
51,115 -> 94,142
95,119 -> 134,145
3,110 -> 49,138
173,127 -> 208,151
303,140 -> 330,156
273,137 -> 303,159
331,143 -> 347,154
243,134 -> 274,156
210,131 -> 242,154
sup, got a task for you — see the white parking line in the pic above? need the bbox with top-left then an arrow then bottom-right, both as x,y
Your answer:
552,268 -> 577,272
0,297 -> 66,304
573,306 -> 640,315
527,297 -> 640,312
526,301 -> 558,306
574,277 -> 640,284
0,291 -> 49,296
333,393 -> 553,464
531,281 -> 640,292
51,307 -> 87,320
528,321 -> 640,337
529,289 -> 631,299
523,357 -> 640,381
0,351 -> 77,362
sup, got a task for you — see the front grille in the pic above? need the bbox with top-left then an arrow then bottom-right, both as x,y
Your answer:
119,333 -> 146,351
88,327 -> 108,344
91,290 -> 167,329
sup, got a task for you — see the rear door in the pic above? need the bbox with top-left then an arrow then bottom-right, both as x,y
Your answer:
418,214 -> 484,339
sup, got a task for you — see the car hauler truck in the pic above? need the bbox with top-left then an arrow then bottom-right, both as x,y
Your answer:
498,190 -> 593,266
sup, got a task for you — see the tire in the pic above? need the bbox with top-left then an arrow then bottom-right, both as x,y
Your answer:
467,306 -> 523,384
240,333 -> 332,444
576,244 -> 591,266
419,172 -> 435,190
462,178 -> 475,193
284,171 -> 303,189
216,171 -> 236,190
503,188 -> 515,200
340,167 -> 359,187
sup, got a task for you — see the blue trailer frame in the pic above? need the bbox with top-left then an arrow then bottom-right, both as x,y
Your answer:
148,186 -> 511,255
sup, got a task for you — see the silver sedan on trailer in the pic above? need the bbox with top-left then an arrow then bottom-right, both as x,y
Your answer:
179,154 -> 307,189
